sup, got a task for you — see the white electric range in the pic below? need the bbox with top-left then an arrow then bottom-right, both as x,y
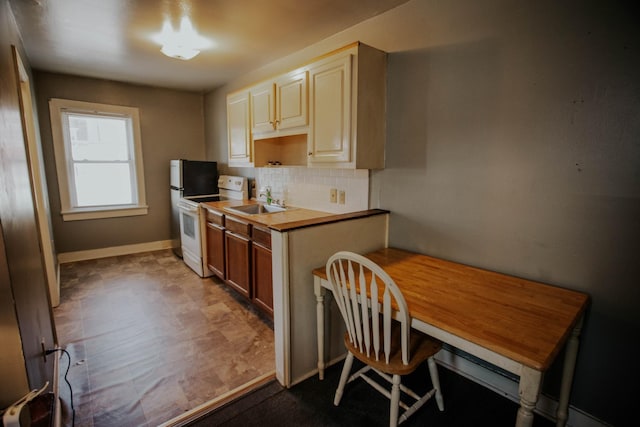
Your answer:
177,175 -> 248,277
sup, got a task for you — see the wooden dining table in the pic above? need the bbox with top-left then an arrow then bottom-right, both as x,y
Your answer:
312,247 -> 589,427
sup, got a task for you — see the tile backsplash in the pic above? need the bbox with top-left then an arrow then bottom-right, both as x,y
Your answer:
255,167 -> 369,213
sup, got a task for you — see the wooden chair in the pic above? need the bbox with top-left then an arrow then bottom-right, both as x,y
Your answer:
326,251 -> 444,427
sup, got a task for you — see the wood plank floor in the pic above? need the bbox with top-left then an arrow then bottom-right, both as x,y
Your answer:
53,250 -> 275,427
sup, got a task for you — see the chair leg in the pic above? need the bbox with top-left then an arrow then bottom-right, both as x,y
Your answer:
334,352 -> 354,406
427,357 -> 444,411
389,374 -> 401,427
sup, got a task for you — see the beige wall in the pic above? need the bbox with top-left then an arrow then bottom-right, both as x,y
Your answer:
33,72 -> 207,253
0,0 -> 55,406
204,1 -> 639,425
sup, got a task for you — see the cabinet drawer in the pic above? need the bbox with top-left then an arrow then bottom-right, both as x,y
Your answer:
252,225 -> 271,249
225,215 -> 251,236
206,208 -> 224,226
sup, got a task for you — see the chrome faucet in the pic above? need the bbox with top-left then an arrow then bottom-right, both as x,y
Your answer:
259,186 -> 272,204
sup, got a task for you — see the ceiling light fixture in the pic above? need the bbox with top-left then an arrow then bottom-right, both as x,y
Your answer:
155,16 -> 210,61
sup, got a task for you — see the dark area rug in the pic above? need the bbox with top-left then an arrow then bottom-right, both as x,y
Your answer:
187,361 -> 556,427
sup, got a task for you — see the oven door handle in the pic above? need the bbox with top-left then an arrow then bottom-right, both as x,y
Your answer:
177,201 -> 200,213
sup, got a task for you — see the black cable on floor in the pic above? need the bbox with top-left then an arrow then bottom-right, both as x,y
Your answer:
46,348 -> 75,427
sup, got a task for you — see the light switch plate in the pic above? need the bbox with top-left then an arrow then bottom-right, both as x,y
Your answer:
330,188 -> 337,203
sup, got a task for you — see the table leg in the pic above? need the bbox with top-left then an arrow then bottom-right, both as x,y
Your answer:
516,366 -> 542,427
314,277 -> 326,380
555,315 -> 584,427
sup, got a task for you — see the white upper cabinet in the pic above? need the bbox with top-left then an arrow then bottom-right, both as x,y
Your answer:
308,43 -> 386,169
251,69 -> 308,137
308,54 -> 352,164
276,70 -> 308,130
227,91 -> 253,167
226,42 -> 386,169
250,81 -> 275,134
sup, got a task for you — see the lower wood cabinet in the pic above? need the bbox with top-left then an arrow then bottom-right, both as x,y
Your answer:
252,226 -> 273,318
224,216 -> 251,299
205,209 -> 225,279
205,209 -> 274,319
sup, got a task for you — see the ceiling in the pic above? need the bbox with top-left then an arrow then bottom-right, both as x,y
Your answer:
10,0 -> 408,92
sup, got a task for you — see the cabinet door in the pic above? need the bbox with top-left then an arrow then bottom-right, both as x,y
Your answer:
252,243 -> 273,318
308,54 -> 352,164
276,70 -> 308,130
227,91 -> 252,166
225,231 -> 251,298
206,222 -> 225,279
251,82 -> 276,134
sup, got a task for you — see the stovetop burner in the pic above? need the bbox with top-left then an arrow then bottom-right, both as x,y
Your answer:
180,175 -> 249,208
183,195 -> 222,203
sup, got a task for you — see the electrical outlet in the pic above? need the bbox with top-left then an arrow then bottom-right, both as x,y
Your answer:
339,190 -> 346,204
330,188 -> 337,203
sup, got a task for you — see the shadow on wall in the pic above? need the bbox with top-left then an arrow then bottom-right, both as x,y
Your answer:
381,39 -> 507,263
385,40 -> 503,171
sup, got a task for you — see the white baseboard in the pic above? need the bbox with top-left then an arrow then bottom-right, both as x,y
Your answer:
57,240 -> 174,263
435,349 -> 610,427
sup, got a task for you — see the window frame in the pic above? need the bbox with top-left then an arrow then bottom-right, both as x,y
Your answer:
49,98 -> 148,221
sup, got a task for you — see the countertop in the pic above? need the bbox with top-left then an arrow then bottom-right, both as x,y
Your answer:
201,199 -> 388,232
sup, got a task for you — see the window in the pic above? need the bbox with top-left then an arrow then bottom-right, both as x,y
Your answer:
49,99 -> 147,221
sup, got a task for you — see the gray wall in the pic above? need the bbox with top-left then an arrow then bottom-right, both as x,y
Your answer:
205,1 -> 639,425
33,72 -> 207,253
0,0 -> 56,406
372,3 -> 639,425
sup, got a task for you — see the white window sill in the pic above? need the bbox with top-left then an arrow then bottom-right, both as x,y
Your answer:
61,205 -> 149,221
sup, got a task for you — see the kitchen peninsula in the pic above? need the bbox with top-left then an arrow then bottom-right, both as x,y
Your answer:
202,199 -> 389,386
203,199 -> 386,231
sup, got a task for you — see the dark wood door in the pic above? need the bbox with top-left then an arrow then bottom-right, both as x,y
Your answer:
225,231 -> 251,298
206,222 -> 225,279
252,242 -> 273,318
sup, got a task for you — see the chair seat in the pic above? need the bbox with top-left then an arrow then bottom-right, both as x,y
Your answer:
344,322 -> 442,376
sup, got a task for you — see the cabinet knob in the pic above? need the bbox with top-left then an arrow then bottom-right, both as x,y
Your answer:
308,152 -> 313,156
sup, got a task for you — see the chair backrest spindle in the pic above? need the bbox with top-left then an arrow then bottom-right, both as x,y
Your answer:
326,251 -> 412,366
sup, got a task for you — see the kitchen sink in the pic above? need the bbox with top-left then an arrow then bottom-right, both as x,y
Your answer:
226,203 -> 287,215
